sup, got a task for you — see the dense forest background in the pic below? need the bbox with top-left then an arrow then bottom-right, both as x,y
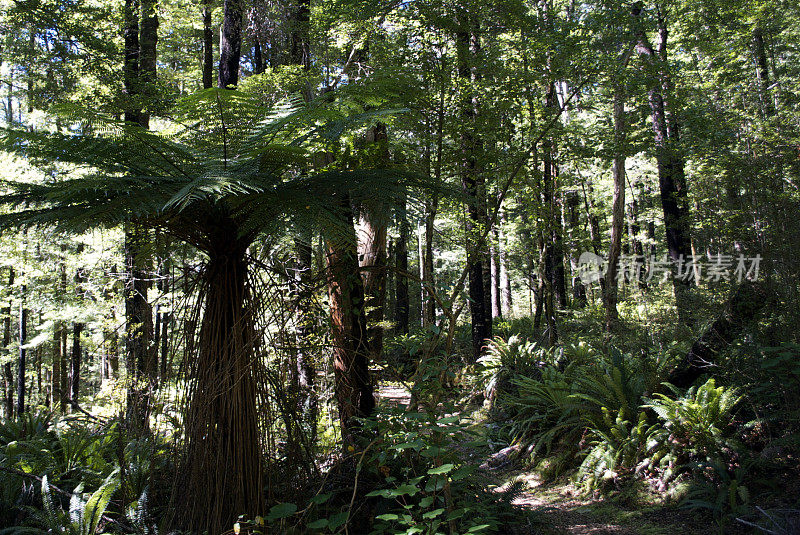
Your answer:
0,0 -> 799,533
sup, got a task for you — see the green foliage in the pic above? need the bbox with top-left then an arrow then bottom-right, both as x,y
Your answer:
644,379 -> 743,467
351,406 -> 515,535
0,412 -> 171,533
504,344 -> 651,472
578,409 -> 657,490
682,460 -> 751,523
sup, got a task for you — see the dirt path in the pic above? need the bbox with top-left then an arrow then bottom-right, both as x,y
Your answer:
375,382 -> 709,535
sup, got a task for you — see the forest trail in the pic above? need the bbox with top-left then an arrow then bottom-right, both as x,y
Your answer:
376,382 -> 702,535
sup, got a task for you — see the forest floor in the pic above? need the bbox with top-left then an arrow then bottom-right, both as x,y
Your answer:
375,382 -> 732,535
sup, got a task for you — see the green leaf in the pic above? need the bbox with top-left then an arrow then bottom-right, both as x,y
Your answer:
328,511 -> 349,530
376,514 -> 400,521
427,464 -> 454,475
307,519 -> 329,529
310,492 -> 333,505
392,484 -> 420,497
422,508 -> 445,519
267,502 -> 297,520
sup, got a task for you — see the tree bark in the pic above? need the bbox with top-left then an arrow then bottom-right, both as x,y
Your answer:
202,0 -> 213,88
218,0 -> 243,88
16,280 -> 26,416
422,195 -> 437,326
604,84 -> 627,330
636,17 -> 693,323
123,0 -> 140,125
498,210 -> 513,315
125,227 -> 154,435
357,123 -> 389,361
70,322 -> 83,408
457,15 -> 491,359
52,321 -> 61,408
122,0 -> 156,431
3,268 -> 13,418
138,0 -> 158,128
394,195 -> 410,334
490,232 -> 501,318
325,193 -> 375,440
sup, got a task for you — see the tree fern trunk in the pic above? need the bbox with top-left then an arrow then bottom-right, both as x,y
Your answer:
180,231 -> 264,533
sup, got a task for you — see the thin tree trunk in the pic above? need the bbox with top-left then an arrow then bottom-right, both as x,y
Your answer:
125,227 -> 154,435
497,210 -> 513,315
395,195 -> 410,334
422,195 -> 437,326
202,0 -> 213,88
3,268 -> 13,418
122,0 -> 156,432
566,192 -> 586,307
138,0 -> 158,128
70,322 -> 83,408
753,27 -> 775,118
16,281 -> 26,416
287,0 -> 315,440
52,321 -> 61,408
123,0 -> 140,125
604,84 -> 627,330
490,235 -> 500,318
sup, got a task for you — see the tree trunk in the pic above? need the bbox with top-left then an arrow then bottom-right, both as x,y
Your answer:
636,21 -> 693,323
202,0 -> 213,88
325,194 -> 374,440
490,235 -> 500,318
70,322 -> 83,408
358,123 -> 389,361
125,226 -> 154,435
422,195 -> 437,326
457,17 -> 490,359
123,0 -> 140,125
498,210 -> 513,315
218,0 -> 243,88
3,268 -> 13,418
122,0 -> 156,431
52,321 -> 61,408
289,0 -> 311,72
566,192 -> 587,307
287,0 -> 315,441
180,230 -> 264,533
16,281 -> 26,416
604,84 -> 627,330
138,0 -> 158,128
395,195 -> 410,334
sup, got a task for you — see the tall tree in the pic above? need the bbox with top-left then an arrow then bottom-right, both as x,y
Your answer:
456,12 -> 491,359
635,4 -> 693,323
